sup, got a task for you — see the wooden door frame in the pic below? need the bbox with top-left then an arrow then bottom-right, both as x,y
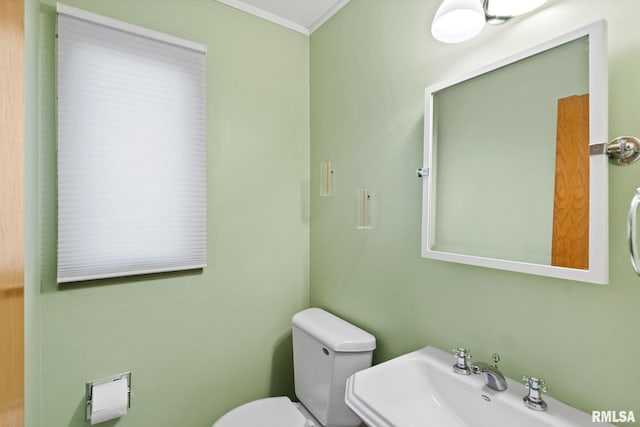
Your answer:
1,0 -> 25,425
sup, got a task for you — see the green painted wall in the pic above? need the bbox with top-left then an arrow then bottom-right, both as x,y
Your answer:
29,1 -> 309,426
310,0 -> 640,424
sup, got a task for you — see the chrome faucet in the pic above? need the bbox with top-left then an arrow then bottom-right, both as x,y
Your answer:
470,353 -> 507,391
522,376 -> 548,411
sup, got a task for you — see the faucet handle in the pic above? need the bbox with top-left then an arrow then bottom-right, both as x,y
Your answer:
452,347 -> 471,359
522,376 -> 548,393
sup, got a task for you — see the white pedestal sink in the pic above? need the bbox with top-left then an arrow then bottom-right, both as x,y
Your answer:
345,346 -> 611,427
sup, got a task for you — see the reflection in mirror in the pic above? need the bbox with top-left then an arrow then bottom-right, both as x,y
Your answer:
422,21 -> 608,284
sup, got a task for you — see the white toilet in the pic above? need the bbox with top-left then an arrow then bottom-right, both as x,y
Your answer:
212,308 -> 376,427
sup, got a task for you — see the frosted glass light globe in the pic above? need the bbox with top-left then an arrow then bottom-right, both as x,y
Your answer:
431,0 -> 486,44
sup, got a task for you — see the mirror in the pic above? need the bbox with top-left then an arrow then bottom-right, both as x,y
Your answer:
421,21 -> 608,284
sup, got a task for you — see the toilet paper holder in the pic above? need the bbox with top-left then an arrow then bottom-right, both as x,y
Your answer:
85,372 -> 131,422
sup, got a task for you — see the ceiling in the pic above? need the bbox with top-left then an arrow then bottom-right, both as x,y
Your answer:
216,0 -> 350,35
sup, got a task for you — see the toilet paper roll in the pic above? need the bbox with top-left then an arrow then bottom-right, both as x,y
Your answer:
90,377 -> 129,425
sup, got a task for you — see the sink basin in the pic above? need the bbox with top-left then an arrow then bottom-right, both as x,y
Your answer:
345,346 -> 610,427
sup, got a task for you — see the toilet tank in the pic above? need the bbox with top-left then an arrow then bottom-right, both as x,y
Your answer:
292,308 -> 376,427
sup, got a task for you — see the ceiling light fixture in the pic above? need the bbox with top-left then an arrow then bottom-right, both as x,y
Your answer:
431,0 -> 548,43
484,0 -> 548,19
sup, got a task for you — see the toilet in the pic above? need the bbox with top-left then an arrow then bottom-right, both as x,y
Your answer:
212,308 -> 376,427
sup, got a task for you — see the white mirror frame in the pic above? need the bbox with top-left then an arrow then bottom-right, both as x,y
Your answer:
421,20 -> 608,284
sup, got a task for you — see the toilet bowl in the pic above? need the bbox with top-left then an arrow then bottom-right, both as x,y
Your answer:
212,308 -> 376,427
212,397 -> 319,427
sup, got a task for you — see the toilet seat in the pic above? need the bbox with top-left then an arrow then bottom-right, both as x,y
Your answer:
212,397 -> 311,427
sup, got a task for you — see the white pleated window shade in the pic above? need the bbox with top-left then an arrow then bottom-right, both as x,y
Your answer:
56,4 -> 207,283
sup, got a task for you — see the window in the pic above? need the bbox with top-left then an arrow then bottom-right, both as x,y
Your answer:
56,4 -> 207,283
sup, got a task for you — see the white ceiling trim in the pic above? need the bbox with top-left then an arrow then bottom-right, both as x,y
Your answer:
217,0 -> 349,35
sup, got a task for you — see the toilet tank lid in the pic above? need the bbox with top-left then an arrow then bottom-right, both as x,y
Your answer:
292,308 -> 376,352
